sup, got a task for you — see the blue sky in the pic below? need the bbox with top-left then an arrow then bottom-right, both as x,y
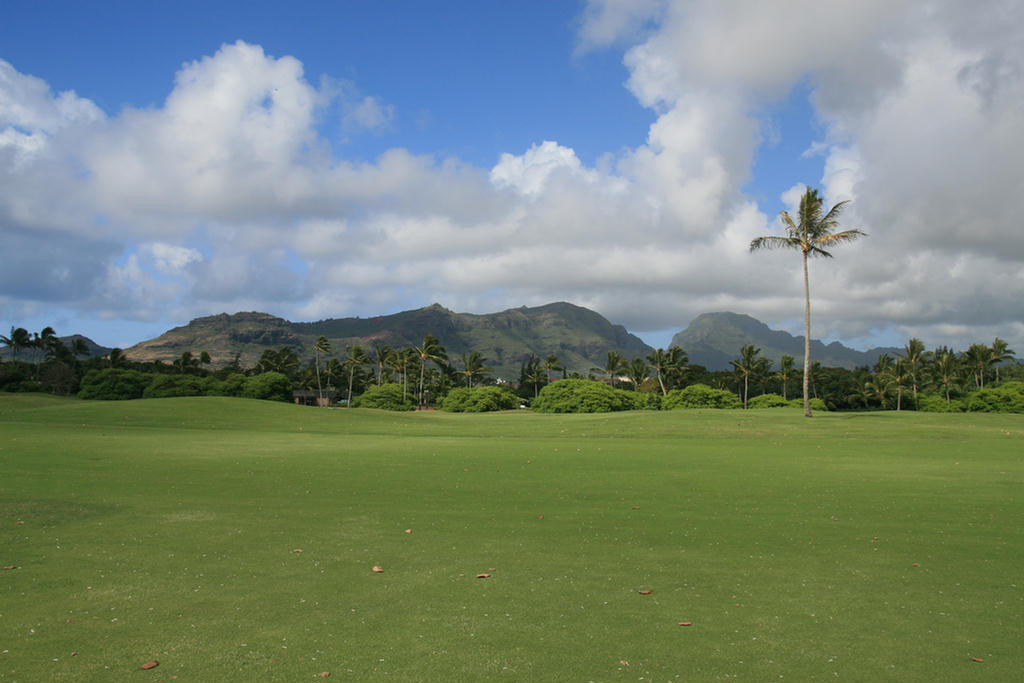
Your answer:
2,1 -> 1022,353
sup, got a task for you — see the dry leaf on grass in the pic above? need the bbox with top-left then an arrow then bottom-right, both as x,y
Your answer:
678,621 -> 693,626
141,660 -> 159,670
638,590 -> 652,595
476,573 -> 491,579
372,565 -> 384,573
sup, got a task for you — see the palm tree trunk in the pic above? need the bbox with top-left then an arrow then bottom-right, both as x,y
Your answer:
802,251 -> 812,417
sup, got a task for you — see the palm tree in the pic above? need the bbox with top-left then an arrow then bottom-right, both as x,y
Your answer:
460,350 -> 491,388
750,187 -> 866,417
991,338 -> 1016,385
313,335 -> 331,406
776,355 -> 795,400
646,348 -> 671,395
932,351 -> 961,404
593,351 -> 627,388
898,338 -> 930,410
1,327 -> 32,362
173,351 -> 200,374
107,347 -> 127,368
730,344 -> 762,409
371,341 -> 392,386
342,344 -> 369,406
544,354 -> 563,383
523,356 -> 548,398
963,343 -> 994,389
625,357 -> 650,391
414,334 -> 448,406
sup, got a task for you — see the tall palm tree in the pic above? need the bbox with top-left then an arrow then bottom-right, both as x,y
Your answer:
107,347 -> 127,368
414,334 -> 447,406
730,344 -> 762,409
750,187 -> 866,417
313,335 -> 331,406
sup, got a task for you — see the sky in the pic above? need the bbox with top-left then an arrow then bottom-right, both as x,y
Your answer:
2,0 -> 1023,354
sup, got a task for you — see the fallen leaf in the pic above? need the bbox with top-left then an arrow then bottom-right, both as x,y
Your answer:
292,549 -> 304,553
372,565 -> 384,573
70,652 -> 79,657
912,563 -> 920,567
678,621 -> 693,626
2,566 -> 16,570
639,590 -> 652,595
631,506 -> 640,510
537,515 -> 544,519
619,660 -> 629,666
317,672 -> 331,678
404,529 -> 412,534
971,657 -> 984,662
141,660 -> 159,670
476,573 -> 491,579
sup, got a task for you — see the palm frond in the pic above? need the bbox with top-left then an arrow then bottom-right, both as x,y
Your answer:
749,235 -> 801,252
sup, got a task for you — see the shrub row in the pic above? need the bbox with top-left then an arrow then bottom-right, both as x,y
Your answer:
78,369 -> 292,402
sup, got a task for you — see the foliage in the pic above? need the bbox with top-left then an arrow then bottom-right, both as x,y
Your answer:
78,368 -> 153,400
241,371 -> 293,402
789,397 -> 827,411
917,394 -> 965,413
143,374 -> 212,398
531,379 -> 634,413
351,382 -> 415,411
625,389 -> 662,410
440,385 -> 519,412
663,383 -> 742,410
965,381 -> 1024,413
748,393 -> 789,408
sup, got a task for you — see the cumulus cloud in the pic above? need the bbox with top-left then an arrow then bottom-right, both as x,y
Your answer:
2,3 -> 1024,354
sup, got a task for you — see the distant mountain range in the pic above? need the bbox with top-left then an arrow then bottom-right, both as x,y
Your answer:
6,304 -> 900,374
124,302 -> 651,380
671,312 -> 900,370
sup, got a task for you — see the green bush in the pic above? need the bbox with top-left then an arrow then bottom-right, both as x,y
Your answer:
143,374 -> 211,398
786,397 -> 828,412
917,394 -> 965,412
217,373 -> 249,397
663,384 -> 742,410
78,369 -> 152,400
441,386 -> 519,412
965,381 -> 1024,413
624,390 -> 662,410
748,393 -> 789,408
352,383 -> 415,411
532,379 -> 634,413
242,372 -> 293,402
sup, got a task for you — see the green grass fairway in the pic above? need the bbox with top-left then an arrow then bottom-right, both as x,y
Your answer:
2,395 -> 1021,681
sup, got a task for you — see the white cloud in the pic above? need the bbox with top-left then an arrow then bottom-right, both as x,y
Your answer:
3,3 -> 1024,355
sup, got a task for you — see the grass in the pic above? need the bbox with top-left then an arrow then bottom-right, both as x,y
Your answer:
1,394 -> 1021,682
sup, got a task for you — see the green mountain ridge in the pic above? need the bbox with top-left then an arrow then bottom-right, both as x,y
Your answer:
125,302 -> 653,380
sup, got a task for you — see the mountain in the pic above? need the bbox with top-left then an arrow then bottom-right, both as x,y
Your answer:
670,312 -> 900,371
124,302 -> 653,380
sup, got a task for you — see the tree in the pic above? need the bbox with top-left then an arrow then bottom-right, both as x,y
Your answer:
730,344 -> 762,409
1,327 -> 32,362
173,351 -> 200,374
991,337 -> 1016,385
313,335 -> 331,406
777,355 -> 795,400
414,334 -> 447,406
625,357 -> 650,391
342,344 -> 369,406
544,354 -> 563,383
932,351 -> 961,404
460,350 -> 491,388
593,351 -> 627,388
898,338 -> 930,410
750,187 -> 865,416
107,347 -> 127,369
963,343 -> 994,389
646,348 -> 672,395
371,341 -> 392,386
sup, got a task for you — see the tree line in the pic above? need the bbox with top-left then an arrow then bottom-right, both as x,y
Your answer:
3,324 -> 1021,412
